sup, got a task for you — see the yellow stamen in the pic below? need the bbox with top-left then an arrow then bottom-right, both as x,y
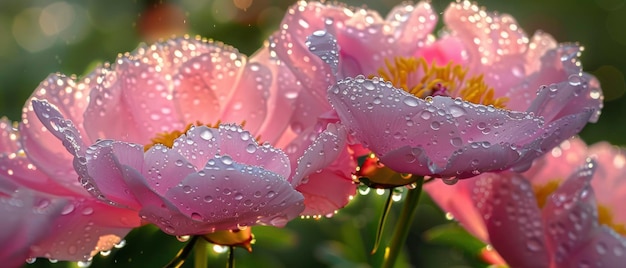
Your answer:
598,205 -> 626,236
376,57 -> 508,108
532,180 -> 562,209
533,179 -> 626,236
144,120 -> 251,152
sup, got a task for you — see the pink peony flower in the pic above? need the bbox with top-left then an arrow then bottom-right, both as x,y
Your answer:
0,119 -> 137,263
32,99 -> 348,235
274,0 -> 603,179
425,137 -> 626,267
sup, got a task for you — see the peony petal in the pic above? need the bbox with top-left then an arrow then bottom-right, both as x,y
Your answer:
587,142 -> 626,227
0,188 -> 65,266
424,179 -> 489,242
288,124 -> 356,216
83,57 -> 183,144
219,62 -> 270,134
291,123 -> 347,186
328,76 -> 550,177
542,160 -> 598,266
0,118 -> 19,153
249,47 -> 298,144
83,140 -> 143,208
29,198 -> 138,261
143,144 -> 197,196
166,158 -> 304,232
20,74 -> 94,186
473,173 -> 550,267
555,226 -> 626,268
212,124 -> 291,179
444,1 -> 530,91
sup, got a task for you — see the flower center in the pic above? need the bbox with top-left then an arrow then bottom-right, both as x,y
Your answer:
532,180 -> 561,209
376,57 -> 508,108
143,120 -> 255,151
533,180 -> 626,236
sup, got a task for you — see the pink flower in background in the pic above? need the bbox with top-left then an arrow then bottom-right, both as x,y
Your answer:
425,138 -> 626,267
0,119 -> 138,262
278,0 -> 603,179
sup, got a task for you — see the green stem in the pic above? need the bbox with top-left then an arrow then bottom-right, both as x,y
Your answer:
227,246 -> 235,268
164,236 -> 200,268
194,237 -> 208,268
371,189 -> 393,254
381,179 -> 424,268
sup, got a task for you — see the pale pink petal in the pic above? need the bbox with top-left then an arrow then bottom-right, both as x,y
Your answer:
444,1 -> 530,91
30,198 -> 139,261
424,179 -> 488,242
0,118 -> 18,153
211,124 -> 291,179
83,58 -> 183,144
554,227 -> 626,268
291,124 -> 347,186
0,188 -> 65,266
413,36 -> 467,65
542,160 -> 598,266
587,142 -> 626,224
127,38 -> 217,76
173,45 -> 254,127
82,140 -> 143,208
524,32 -> 558,75
328,76 -> 549,177
0,155 -> 80,197
290,124 -> 356,216
249,47 -> 298,144
31,100 -> 114,201
143,144 -> 197,195
20,73 -> 94,187
523,137 -> 589,186
219,62 -> 270,134
473,173 -> 550,267
166,160 -> 304,232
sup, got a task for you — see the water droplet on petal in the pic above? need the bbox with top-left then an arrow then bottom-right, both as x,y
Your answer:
403,96 -> 419,107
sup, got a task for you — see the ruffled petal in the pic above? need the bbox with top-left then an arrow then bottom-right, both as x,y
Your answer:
212,124 -> 291,179
473,173 -> 550,267
444,1 -> 530,91
328,76 -> 550,177
290,124 -> 356,216
20,73 -> 94,187
0,188 -> 65,266
83,58 -> 183,144
29,198 -> 138,261
249,47 -> 298,144
542,160 -> 598,266
555,227 -> 626,268
82,140 -> 143,208
424,179 -> 488,242
165,159 -> 304,233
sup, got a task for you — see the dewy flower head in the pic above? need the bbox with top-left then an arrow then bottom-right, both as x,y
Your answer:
294,0 -> 602,179
8,34 -> 353,251
32,98 -> 348,235
425,137 -> 626,267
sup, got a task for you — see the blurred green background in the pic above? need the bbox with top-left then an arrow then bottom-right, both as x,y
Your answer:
3,0 -> 625,267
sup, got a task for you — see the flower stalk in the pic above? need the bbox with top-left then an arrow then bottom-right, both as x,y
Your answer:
164,236 -> 200,268
381,178 -> 424,268
194,237 -> 208,268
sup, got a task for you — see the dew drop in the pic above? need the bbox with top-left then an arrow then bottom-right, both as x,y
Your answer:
442,176 -> 459,185
246,144 -> 257,153
177,235 -> 191,242
200,128 -> 213,140
402,96 -> 419,107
